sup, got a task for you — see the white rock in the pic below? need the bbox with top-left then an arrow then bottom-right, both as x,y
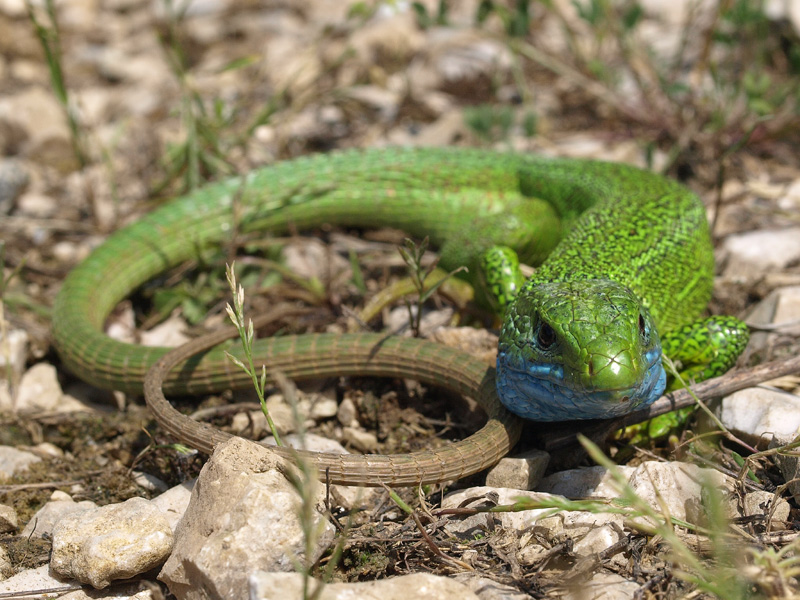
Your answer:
429,326 -> 498,365
232,410 -> 269,439
281,238 -> 351,283
717,387 -> 800,444
341,426 -> 379,452
140,313 -> 190,347
442,487 -> 626,559
0,445 -> 42,480
0,0 -> 25,18
158,437 -> 335,600
130,471 -> 169,493
150,480 -> 195,531
745,285 -> 800,357
20,491 -> 97,539
485,448 -> 550,490
0,328 -> 28,384
627,462 -> 729,525
540,462 -> 745,526
52,240 -> 90,266
772,285 -> 800,326
15,192 -> 58,218
8,363 -> 91,413
0,503 -> 17,532
29,442 -> 64,458
732,490 -> 790,530
249,571 -> 480,600
336,397 -> 357,427
0,565 -> 74,595
307,395 -> 338,420
6,363 -> 60,411
51,497 -> 174,589
722,228 -> 800,279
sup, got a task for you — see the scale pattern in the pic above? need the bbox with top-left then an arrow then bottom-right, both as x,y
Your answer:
53,147 -> 715,415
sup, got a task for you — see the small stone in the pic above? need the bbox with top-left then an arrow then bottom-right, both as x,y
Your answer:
337,397 -> 357,427
341,427 -> 379,452
249,572 -> 480,600
10,363 -> 90,413
130,471 -> 169,493
0,503 -> 18,533
281,238 -> 351,283
232,410 -> 269,440
745,285 -> 800,356
442,487 -> 626,559
6,363 -> 61,411
159,437 -> 335,600
15,192 -> 58,218
485,448 -> 550,490
628,462 -> 728,526
140,313 -> 190,348
308,395 -> 338,420
716,388 -> 800,445
51,497 -> 174,589
0,446 -> 41,480
722,227 -> 800,279
429,326 -> 498,365
21,491 -> 97,539
29,442 -> 64,459
731,491 -> 790,530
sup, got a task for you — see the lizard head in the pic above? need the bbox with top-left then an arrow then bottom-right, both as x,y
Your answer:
496,279 -> 666,421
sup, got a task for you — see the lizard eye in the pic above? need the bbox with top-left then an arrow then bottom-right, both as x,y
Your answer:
638,313 -> 648,339
537,322 -> 556,349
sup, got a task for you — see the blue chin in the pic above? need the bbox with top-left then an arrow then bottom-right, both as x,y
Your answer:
495,347 -> 666,421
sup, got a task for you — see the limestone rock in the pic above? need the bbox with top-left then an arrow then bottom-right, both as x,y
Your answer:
0,445 -> 42,480
51,497 -> 173,589
158,437 -> 335,600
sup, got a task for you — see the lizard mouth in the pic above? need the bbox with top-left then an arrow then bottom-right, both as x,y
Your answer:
494,348 -> 666,422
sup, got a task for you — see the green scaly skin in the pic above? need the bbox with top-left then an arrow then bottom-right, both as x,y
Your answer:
52,147 -> 748,422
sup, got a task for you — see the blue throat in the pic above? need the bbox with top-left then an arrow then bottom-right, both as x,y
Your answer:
495,345 -> 666,421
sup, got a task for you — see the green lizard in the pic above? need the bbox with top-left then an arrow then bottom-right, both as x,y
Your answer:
52,147 -> 749,423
